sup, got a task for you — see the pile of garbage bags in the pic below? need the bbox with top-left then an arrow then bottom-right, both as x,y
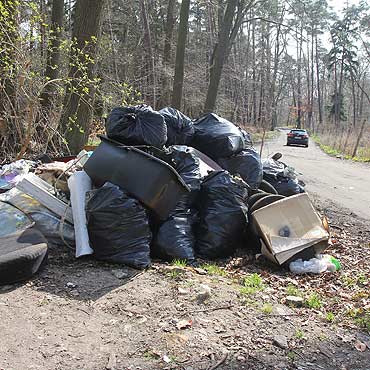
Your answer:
0,104 -> 315,284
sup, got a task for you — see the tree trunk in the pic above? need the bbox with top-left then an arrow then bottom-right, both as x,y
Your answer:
296,24 -> 303,129
0,0 -> 18,121
315,35 -> 323,127
171,0 -> 190,110
204,0 -> 238,113
158,0 -> 176,108
60,0 -> 106,153
252,19 -> 257,125
140,0 -> 156,108
352,119 -> 366,158
40,0 -> 64,112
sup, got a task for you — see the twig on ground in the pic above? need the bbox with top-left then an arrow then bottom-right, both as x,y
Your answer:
257,313 -> 300,319
207,352 -> 229,370
180,304 -> 234,317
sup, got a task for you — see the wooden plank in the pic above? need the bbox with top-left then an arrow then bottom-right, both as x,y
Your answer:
16,173 -> 74,224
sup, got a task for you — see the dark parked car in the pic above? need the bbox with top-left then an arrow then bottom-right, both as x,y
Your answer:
287,129 -> 309,147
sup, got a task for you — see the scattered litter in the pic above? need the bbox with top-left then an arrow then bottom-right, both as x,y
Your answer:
0,201 -> 33,237
289,254 -> 341,274
0,159 -> 35,190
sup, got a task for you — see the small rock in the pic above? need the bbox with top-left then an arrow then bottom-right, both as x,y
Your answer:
273,335 -> 289,349
176,319 -> 192,330
66,282 -> 77,289
178,287 -> 188,295
273,304 -> 294,316
285,296 -> 303,307
111,269 -> 129,279
196,284 -> 211,304
237,355 -> 246,361
354,340 -> 367,352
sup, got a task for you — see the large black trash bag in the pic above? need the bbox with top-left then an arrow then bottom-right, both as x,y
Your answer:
151,146 -> 202,261
262,158 -> 304,196
106,104 -> 167,148
159,107 -> 194,145
217,148 -> 263,189
196,171 -> 249,259
152,210 -> 197,262
86,183 -> 152,269
191,113 -> 245,160
169,145 -> 202,207
239,128 -> 253,148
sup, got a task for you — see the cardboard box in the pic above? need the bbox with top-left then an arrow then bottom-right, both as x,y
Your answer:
252,193 -> 329,265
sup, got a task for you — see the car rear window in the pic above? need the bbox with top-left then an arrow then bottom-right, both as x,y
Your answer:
290,130 -> 307,134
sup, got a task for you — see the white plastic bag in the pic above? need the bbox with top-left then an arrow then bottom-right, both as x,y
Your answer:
68,171 -> 93,257
289,254 -> 338,274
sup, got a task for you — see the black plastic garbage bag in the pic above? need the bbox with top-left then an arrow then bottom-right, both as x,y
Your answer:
196,171 -> 249,259
86,183 -> 152,269
169,145 -> 202,208
240,128 -> 253,148
262,158 -> 304,196
263,175 -> 304,196
152,210 -> 197,262
159,107 -> 194,145
217,148 -> 263,189
192,113 -> 245,159
151,146 -> 201,261
106,104 -> 167,148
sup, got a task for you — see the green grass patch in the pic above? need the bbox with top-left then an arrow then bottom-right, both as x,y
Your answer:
240,273 -> 265,295
172,259 -> 187,268
286,284 -> 303,297
295,329 -> 304,339
261,303 -> 273,314
305,292 -> 323,309
326,312 -> 335,322
200,263 -> 227,276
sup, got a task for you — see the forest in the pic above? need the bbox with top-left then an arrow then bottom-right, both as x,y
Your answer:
0,0 -> 369,160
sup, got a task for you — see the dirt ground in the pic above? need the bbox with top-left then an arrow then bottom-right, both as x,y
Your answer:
0,192 -> 369,370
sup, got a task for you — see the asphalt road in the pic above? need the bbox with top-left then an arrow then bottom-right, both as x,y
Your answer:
259,129 -> 370,220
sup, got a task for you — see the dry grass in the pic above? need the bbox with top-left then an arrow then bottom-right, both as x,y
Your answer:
313,125 -> 370,162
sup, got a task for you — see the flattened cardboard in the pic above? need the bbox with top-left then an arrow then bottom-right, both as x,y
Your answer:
252,193 -> 329,265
